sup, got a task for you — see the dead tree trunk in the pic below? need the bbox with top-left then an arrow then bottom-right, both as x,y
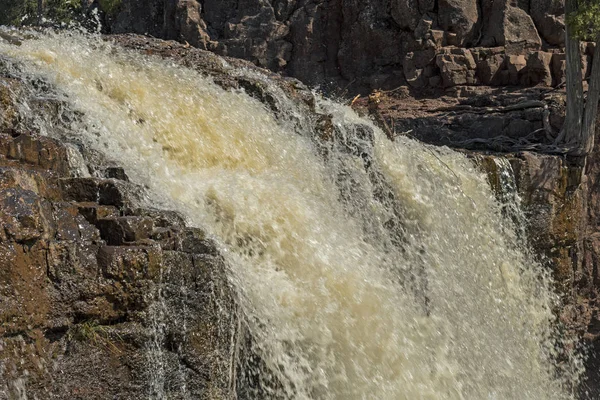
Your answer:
581,35 -> 600,155
564,0 -> 600,156
564,0 -> 585,152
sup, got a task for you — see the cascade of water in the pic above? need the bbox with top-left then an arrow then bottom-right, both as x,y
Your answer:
147,263 -> 168,399
0,30 -> 583,399
492,157 -> 528,243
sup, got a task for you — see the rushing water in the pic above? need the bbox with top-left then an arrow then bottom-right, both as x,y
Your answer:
0,30 -> 582,399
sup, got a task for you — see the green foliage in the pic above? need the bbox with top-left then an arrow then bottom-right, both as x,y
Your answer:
567,0 -> 600,40
44,0 -> 83,25
68,320 -> 123,354
0,0 -> 38,26
98,0 -> 122,16
0,0 -> 83,27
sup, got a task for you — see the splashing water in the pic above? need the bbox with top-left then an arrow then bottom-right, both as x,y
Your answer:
0,30 -> 582,399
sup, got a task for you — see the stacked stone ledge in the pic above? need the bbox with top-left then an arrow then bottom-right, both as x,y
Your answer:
0,129 -> 236,399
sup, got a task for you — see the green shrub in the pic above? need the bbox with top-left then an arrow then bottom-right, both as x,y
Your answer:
567,0 -> 600,40
98,0 -> 122,16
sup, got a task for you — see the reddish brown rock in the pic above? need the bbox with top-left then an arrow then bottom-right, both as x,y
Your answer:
506,54 -> 527,85
473,47 -> 506,85
530,0 -> 565,46
521,51 -> 553,86
436,48 -> 477,87
480,0 -> 542,48
0,125 -> 236,398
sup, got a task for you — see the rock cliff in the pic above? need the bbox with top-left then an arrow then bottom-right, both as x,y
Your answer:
92,0 -> 573,93
0,0 -> 577,93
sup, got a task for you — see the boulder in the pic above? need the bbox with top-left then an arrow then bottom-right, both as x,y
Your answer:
530,0 -> 565,46
3,133 -> 70,175
0,187 -> 53,242
438,0 -> 481,46
436,48 -> 477,87
473,47 -> 506,85
391,0 -> 421,30
96,216 -> 155,245
404,59 -> 425,88
174,0 -> 212,49
481,0 -> 542,48
414,15 -> 434,40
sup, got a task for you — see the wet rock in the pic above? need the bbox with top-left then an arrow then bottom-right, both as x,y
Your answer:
0,124 -> 237,399
59,177 -> 132,207
53,202 -> 101,242
508,152 -> 583,294
0,187 -> 53,243
77,202 -> 121,225
103,166 -> 129,181
4,133 -> 70,175
125,207 -> 186,228
97,245 -> 161,281
176,227 -> 219,256
96,216 -> 154,245
0,77 -> 21,131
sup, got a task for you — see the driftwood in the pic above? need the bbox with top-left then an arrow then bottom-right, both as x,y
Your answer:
427,100 -> 546,115
450,134 -> 573,154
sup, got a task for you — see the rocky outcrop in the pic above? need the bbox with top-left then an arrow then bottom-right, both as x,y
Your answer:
0,81 -> 237,398
480,0 -> 542,48
99,0 -> 576,93
0,0 -> 575,93
531,0 -> 566,46
438,0 -> 481,46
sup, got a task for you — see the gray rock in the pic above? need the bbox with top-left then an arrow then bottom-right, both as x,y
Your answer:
438,0 -> 481,46
530,0 -> 565,46
481,0 -> 542,48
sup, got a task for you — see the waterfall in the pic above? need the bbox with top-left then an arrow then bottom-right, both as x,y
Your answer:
0,29 -> 582,399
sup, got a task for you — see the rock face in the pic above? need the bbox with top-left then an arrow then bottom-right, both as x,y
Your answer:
480,0 -> 542,48
438,0 -> 481,46
1,0 -> 574,92
0,82 -> 237,398
90,0 -> 569,92
0,39 -> 329,397
531,0 -> 566,46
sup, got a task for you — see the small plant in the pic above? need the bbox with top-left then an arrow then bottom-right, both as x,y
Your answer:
68,320 -> 123,355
